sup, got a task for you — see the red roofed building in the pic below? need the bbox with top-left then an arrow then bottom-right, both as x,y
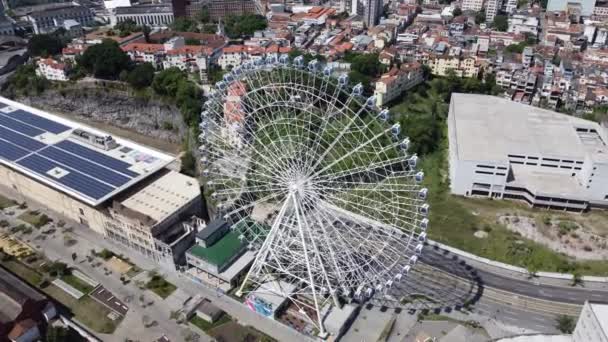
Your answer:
223,81 -> 247,148
35,58 -> 70,81
122,43 -> 165,66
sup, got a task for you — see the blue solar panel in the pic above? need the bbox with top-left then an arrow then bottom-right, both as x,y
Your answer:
0,113 -> 45,137
54,140 -> 139,177
0,126 -> 46,151
5,109 -> 70,134
39,147 -> 132,187
17,154 -> 115,200
0,139 -> 29,161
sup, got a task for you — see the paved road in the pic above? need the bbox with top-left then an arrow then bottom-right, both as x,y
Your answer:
421,245 -> 608,305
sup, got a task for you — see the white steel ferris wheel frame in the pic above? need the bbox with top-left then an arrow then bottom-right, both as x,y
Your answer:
198,54 -> 430,336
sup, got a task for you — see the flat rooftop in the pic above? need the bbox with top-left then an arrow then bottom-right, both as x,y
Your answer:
449,93 -> 608,163
188,231 -> 245,268
0,97 -> 174,206
120,170 -> 200,223
590,303 -> 608,337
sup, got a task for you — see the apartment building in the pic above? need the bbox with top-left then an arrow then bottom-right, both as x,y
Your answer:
35,58 -> 70,81
374,62 -> 424,106
448,93 -> 608,211
461,0 -> 484,12
485,0 -> 503,22
0,98 -> 202,270
427,56 -> 479,78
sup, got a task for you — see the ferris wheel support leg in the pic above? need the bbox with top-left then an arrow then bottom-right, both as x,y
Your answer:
292,194 -> 326,337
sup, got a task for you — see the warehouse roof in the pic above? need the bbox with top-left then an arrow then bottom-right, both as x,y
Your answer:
448,93 -> 608,163
0,97 -> 174,206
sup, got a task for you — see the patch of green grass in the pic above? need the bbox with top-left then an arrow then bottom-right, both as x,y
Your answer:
17,211 -> 52,228
0,194 -> 17,209
422,149 -> 608,276
145,275 -> 176,299
189,313 -> 231,332
44,285 -> 122,334
1,259 -> 43,285
126,264 -> 142,278
61,273 -> 94,294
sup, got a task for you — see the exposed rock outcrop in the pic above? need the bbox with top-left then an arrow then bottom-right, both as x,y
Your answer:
17,86 -> 186,145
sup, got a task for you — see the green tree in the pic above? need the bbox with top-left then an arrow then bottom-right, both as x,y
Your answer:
197,6 -> 211,23
171,18 -> 199,32
555,315 -> 576,333
571,272 -> 583,287
142,25 -> 151,43
452,7 -> 462,16
180,150 -> 197,176
224,14 -> 267,38
152,68 -> 186,96
27,34 -> 65,57
77,40 -> 130,79
115,19 -> 138,36
46,326 -> 69,342
475,10 -> 486,24
127,63 -> 155,89
492,15 -> 508,31
1,64 -> 49,97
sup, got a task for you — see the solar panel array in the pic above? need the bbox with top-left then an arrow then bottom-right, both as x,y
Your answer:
0,104 -> 142,202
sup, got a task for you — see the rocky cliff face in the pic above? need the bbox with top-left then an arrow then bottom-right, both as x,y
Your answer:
17,86 -> 187,145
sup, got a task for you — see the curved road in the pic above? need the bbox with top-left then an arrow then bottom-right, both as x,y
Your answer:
421,246 -> 608,305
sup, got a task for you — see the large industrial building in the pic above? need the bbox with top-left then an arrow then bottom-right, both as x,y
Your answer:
0,97 -> 201,268
448,94 -> 608,211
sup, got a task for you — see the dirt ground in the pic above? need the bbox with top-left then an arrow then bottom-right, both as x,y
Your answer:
499,215 -> 608,260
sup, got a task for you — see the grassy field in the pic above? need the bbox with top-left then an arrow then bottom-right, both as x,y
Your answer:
61,273 -> 94,294
145,274 -> 177,299
17,210 -> 52,228
1,259 -> 43,285
189,314 -> 231,332
422,149 -> 608,276
44,285 -> 122,334
0,194 -> 17,209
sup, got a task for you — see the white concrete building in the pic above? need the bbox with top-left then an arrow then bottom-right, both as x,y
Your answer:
111,4 -> 173,27
0,97 -> 201,270
508,15 -> 540,36
574,301 -> 608,342
374,62 -> 423,106
461,0 -> 484,12
448,94 -> 608,211
547,0 -> 596,16
27,5 -> 94,34
35,58 -> 70,81
485,0 -> 503,22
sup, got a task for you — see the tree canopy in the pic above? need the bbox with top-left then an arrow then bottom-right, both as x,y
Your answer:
224,14 -> 267,39
171,18 -> 199,32
114,19 -> 140,37
343,52 -> 385,93
475,10 -> 486,24
77,40 -> 130,79
492,14 -> 508,31
27,34 -> 65,57
452,7 -> 462,16
152,68 -> 201,127
126,63 -> 155,89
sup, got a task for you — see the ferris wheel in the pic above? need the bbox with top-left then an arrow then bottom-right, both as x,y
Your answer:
198,55 -> 429,335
